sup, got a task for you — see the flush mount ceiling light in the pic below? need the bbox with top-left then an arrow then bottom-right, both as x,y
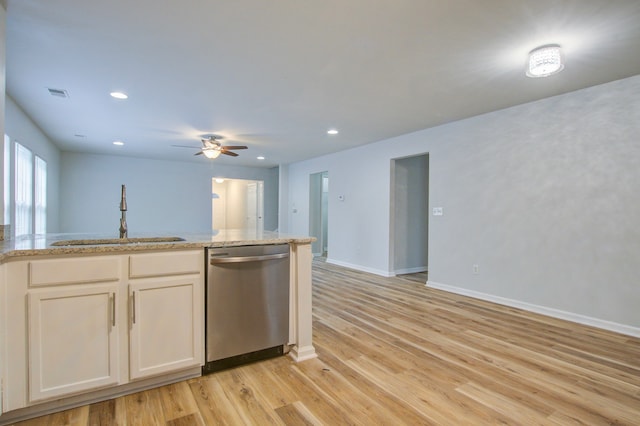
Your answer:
113,141 -> 124,146
257,156 -> 265,160
526,45 -> 564,78
327,129 -> 339,135
110,91 -> 128,99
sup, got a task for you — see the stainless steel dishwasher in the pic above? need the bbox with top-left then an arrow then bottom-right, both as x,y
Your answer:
203,244 -> 290,373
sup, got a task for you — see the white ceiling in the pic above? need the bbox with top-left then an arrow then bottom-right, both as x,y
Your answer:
6,0 -> 640,168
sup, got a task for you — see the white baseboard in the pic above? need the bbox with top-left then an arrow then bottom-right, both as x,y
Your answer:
325,258 -> 394,277
394,266 -> 428,275
427,280 -> 640,338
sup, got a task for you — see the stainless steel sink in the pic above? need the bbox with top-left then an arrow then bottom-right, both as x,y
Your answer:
51,236 -> 186,246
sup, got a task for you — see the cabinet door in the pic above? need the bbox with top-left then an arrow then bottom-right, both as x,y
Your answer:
0,263 -> 5,414
129,276 -> 202,379
27,285 -> 119,402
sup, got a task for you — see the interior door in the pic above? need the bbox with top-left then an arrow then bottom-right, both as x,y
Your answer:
212,178 -> 264,232
246,182 -> 258,230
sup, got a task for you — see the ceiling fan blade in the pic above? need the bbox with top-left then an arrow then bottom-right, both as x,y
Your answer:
171,144 -> 200,149
194,151 -> 203,156
221,150 -> 239,157
222,145 -> 248,150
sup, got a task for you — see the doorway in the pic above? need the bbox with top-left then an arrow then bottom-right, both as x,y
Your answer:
391,154 -> 429,275
309,171 -> 328,257
212,178 -> 264,233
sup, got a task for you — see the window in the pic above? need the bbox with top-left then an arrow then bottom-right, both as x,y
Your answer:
14,143 -> 33,236
13,141 -> 47,236
35,156 -> 47,234
3,135 -> 10,224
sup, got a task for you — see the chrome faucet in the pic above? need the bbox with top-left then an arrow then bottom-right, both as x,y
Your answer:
119,184 -> 128,239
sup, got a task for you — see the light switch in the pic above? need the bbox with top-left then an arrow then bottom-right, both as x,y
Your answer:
433,207 -> 443,216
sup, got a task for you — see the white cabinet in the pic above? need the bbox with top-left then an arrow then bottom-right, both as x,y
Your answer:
27,284 -> 120,401
2,250 -> 203,411
129,276 -> 201,379
127,251 -> 204,379
0,262 -> 5,415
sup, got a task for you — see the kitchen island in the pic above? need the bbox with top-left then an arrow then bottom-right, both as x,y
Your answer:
0,230 -> 316,424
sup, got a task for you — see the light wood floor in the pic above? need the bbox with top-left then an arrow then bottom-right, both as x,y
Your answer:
12,260 -> 640,425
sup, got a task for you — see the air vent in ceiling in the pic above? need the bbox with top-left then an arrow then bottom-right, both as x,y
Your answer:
47,88 -> 69,98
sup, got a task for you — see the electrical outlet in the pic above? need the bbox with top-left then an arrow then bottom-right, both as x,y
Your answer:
473,264 -> 479,274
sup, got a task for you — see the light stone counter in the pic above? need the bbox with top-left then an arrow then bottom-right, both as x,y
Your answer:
0,229 -> 315,263
0,229 -> 316,423
0,230 -> 317,364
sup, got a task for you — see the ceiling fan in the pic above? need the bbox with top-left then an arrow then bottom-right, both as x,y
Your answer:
172,136 -> 247,159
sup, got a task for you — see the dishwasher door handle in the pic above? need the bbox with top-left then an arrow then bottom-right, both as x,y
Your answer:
210,252 -> 289,264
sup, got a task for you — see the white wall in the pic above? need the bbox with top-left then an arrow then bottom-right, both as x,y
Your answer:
4,95 -> 61,233
286,75 -> 640,331
60,152 -> 278,234
277,165 -> 289,232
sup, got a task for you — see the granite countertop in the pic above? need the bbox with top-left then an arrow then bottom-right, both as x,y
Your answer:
0,230 -> 315,263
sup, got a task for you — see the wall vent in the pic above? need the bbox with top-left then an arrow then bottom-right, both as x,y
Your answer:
47,88 -> 69,98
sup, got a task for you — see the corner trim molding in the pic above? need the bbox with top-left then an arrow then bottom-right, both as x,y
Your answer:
427,280 -> 640,338
289,345 -> 317,362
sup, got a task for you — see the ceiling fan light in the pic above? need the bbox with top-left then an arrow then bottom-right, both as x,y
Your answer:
526,45 -> 563,78
203,149 -> 221,159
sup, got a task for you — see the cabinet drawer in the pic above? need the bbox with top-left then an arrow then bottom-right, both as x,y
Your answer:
129,251 -> 202,278
29,256 -> 121,287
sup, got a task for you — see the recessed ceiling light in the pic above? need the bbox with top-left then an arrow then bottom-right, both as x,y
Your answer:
110,91 -> 128,99
257,156 -> 265,160
113,141 -> 124,146
327,129 -> 339,135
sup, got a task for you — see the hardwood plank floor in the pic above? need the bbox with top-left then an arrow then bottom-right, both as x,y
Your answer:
11,260 -> 640,425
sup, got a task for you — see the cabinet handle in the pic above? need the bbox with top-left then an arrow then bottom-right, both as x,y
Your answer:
111,293 -> 116,327
131,291 -> 136,324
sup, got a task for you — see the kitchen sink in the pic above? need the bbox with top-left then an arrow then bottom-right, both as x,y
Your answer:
51,236 -> 186,246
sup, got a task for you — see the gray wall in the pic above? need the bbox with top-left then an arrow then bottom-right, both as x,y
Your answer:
0,3 -> 5,227
5,93 -> 279,236
5,95 -> 61,233
284,75 -> 640,332
60,152 -> 279,234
